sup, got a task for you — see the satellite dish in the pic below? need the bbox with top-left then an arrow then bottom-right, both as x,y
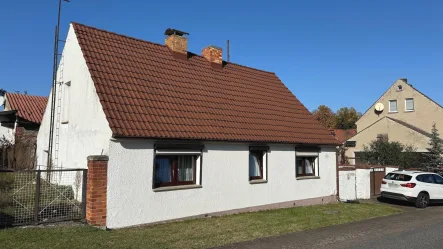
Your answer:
375,103 -> 384,112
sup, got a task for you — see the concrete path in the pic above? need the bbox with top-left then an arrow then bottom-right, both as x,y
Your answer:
216,202 -> 443,249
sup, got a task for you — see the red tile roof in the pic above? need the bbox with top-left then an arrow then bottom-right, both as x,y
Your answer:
72,23 -> 339,145
330,129 -> 357,143
5,93 -> 48,124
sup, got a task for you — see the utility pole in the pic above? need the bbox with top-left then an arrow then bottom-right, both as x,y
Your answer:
47,0 -> 70,168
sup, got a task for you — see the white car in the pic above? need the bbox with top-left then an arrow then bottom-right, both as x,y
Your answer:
380,170 -> 443,208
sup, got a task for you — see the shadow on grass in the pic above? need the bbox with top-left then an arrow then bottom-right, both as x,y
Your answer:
0,211 -> 14,229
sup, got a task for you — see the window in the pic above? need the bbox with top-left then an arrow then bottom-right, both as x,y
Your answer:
433,175 -> 443,184
405,98 -> 414,111
296,150 -> 319,178
249,151 -> 264,180
384,173 -> 412,181
154,155 -> 197,188
296,157 -> 316,177
376,134 -> 388,142
153,144 -> 203,189
249,146 -> 268,182
389,100 -> 398,113
416,174 -> 435,184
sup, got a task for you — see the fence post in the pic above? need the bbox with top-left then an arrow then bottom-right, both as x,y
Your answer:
34,170 -> 41,223
86,155 -> 108,227
81,169 -> 88,219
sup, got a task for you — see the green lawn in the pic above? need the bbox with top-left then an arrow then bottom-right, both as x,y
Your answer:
0,203 -> 402,249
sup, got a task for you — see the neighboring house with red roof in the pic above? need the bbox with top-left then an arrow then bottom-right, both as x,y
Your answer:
37,23 -> 339,228
0,92 -> 47,168
330,129 -> 357,143
0,92 -> 47,142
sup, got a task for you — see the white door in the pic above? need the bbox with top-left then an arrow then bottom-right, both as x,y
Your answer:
416,174 -> 441,200
432,174 -> 443,200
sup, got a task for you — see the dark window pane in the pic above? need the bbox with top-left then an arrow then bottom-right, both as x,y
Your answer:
384,173 -> 412,181
416,174 -> 435,183
155,157 -> 172,184
433,175 -> 443,184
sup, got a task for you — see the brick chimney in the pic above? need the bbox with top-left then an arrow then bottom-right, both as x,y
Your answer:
202,46 -> 223,66
164,28 -> 189,57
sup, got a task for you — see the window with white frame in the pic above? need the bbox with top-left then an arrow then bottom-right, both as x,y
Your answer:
405,98 -> 414,111
389,100 -> 398,113
153,144 -> 203,189
296,150 -> 319,177
249,146 -> 268,181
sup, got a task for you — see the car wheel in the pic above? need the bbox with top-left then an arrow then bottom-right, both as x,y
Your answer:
415,192 -> 430,208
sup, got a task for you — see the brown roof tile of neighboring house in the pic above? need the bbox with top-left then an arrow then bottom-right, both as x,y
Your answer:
72,23 -> 339,145
5,93 -> 48,124
330,129 -> 357,143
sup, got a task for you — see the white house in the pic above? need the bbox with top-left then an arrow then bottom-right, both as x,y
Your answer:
37,22 -> 340,229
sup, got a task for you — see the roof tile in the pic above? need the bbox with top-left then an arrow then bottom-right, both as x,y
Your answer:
5,93 -> 47,124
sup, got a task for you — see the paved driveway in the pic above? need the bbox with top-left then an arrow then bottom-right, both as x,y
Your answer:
216,200 -> 443,249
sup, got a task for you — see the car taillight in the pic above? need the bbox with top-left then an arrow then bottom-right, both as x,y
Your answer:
381,180 -> 387,184
400,183 -> 416,188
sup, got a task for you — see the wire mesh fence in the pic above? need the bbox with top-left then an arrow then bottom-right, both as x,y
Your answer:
0,168 -> 87,228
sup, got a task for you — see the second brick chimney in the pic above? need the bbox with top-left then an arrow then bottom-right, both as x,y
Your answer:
202,45 -> 223,66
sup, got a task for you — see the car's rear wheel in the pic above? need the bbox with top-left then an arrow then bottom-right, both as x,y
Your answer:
415,192 -> 430,208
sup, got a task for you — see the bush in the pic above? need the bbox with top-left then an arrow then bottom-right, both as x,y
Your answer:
0,173 -> 14,209
0,173 -> 14,190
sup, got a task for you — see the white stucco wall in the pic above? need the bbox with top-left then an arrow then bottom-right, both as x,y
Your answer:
385,167 -> 398,174
0,123 -> 14,143
339,171 -> 357,201
356,169 -> 371,199
36,24 -> 112,169
107,140 -> 337,228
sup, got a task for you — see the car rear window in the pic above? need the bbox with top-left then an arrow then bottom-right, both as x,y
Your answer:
384,173 -> 412,181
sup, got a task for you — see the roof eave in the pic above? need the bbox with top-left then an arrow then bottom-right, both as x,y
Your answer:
111,135 -> 340,146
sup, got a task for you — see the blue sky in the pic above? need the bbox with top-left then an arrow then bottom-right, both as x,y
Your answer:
1,0 -> 442,113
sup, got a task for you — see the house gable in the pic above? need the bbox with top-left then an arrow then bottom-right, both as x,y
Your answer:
356,79 -> 443,135
36,24 -> 112,168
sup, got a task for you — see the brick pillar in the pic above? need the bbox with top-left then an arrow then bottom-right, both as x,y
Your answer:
86,155 -> 109,227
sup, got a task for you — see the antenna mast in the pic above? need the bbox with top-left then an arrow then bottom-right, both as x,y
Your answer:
227,40 -> 230,62
47,0 -> 69,167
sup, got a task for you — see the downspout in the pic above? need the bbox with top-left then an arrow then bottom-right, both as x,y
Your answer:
336,146 -> 340,201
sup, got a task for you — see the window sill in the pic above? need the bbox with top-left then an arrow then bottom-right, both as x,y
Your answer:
405,110 -> 414,112
249,179 -> 268,184
388,111 -> 398,114
296,176 -> 320,180
153,185 -> 202,192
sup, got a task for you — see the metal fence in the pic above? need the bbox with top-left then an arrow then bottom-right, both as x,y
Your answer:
0,168 -> 87,228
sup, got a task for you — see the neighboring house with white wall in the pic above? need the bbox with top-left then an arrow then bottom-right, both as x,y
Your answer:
0,92 -> 47,168
37,23 -> 340,228
345,78 -> 443,163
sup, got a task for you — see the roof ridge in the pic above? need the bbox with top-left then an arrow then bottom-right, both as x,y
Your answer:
71,22 -> 276,75
6,92 -> 47,98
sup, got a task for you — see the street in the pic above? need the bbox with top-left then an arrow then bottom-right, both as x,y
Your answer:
216,202 -> 443,249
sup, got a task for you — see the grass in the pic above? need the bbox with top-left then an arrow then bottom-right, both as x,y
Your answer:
0,203 -> 402,249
